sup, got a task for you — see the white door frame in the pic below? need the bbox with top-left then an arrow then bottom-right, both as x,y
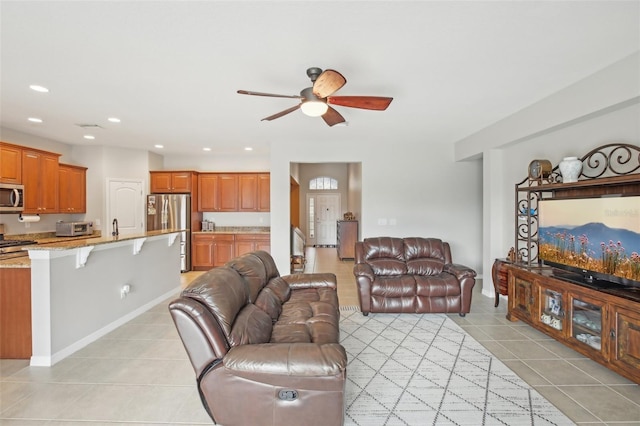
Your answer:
308,192 -> 341,246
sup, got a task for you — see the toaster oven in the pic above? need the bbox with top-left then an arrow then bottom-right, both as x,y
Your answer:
55,221 -> 94,237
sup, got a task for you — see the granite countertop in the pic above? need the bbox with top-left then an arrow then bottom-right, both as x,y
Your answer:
26,229 -> 185,251
193,226 -> 270,235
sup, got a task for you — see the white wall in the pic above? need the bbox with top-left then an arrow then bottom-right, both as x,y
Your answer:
455,52 -> 640,298
270,139 -> 483,277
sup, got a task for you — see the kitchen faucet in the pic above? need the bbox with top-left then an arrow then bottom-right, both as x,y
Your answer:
112,218 -> 119,236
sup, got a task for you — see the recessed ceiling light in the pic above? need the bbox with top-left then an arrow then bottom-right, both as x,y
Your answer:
83,135 -> 95,140
28,117 -> 43,123
108,117 -> 121,123
155,144 -> 164,149
203,147 -> 211,152
244,147 -> 253,151
29,85 -> 49,93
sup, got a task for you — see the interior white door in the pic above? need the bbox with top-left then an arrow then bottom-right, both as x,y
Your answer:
107,179 -> 144,236
315,193 -> 340,246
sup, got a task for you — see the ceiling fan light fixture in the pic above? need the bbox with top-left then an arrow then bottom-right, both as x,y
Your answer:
300,100 -> 328,117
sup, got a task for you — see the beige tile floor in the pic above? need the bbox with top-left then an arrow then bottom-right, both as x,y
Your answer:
1,247 -> 638,425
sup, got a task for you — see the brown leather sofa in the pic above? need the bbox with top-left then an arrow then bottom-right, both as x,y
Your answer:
169,250 -> 347,426
353,237 -> 477,316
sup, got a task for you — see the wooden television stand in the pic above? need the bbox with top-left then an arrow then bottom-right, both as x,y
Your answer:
505,263 -> 640,384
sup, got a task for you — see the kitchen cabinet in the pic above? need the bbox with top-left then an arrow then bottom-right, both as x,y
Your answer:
192,233 -> 235,270
58,163 -> 87,213
0,142 -> 22,184
337,220 -> 358,259
506,264 -> 640,384
150,171 -> 197,193
235,233 -> 270,256
0,268 -> 31,359
22,148 -> 60,213
238,173 -> 270,212
198,173 -> 238,212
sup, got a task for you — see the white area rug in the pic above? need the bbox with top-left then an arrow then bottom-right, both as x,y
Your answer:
339,309 -> 575,426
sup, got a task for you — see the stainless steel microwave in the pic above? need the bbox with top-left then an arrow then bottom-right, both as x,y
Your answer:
0,183 -> 24,212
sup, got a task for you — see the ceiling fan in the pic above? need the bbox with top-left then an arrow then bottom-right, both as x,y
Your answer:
237,67 -> 393,127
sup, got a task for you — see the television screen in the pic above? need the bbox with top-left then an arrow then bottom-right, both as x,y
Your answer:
538,196 -> 640,288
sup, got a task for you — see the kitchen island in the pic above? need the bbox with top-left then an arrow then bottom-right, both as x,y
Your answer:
23,230 -> 183,366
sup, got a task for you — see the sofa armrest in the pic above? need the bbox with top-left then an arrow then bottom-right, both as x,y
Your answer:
353,263 -> 374,281
443,263 -> 477,280
282,273 -> 337,290
224,343 -> 347,377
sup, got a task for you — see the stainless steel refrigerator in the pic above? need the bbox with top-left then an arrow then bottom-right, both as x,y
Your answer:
146,194 -> 191,272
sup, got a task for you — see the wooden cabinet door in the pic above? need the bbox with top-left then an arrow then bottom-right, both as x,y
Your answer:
238,174 -> 258,211
256,237 -> 270,253
507,271 -> 536,322
217,174 -> 238,212
213,236 -> 235,266
235,234 -> 271,256
171,172 -> 192,192
150,172 -> 172,193
337,220 -> 358,259
257,173 -> 270,212
22,150 -> 59,213
611,306 -> 640,375
0,143 -> 22,184
40,154 -> 59,212
59,164 -> 86,213
198,174 -> 218,211
192,234 -> 214,270
235,240 -> 255,257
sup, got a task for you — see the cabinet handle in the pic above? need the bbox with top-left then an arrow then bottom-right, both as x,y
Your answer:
610,329 -> 616,338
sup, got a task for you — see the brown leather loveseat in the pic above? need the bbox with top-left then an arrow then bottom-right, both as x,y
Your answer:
353,237 -> 476,316
169,250 -> 347,426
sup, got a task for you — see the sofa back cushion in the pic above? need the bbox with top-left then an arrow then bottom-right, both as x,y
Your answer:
252,250 -> 281,281
229,304 -> 273,345
404,237 -> 446,275
181,267 -> 253,342
226,252 -> 268,303
362,237 -> 407,275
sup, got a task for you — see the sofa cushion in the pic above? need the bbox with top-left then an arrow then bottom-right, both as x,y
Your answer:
254,287 -> 282,323
404,237 -> 446,275
226,253 -> 268,303
251,250 -> 281,281
265,277 -> 291,303
229,304 -> 273,346
415,274 -> 461,296
371,275 -> 416,297
181,267 -> 249,340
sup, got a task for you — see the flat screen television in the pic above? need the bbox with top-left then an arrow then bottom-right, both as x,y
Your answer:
538,195 -> 640,289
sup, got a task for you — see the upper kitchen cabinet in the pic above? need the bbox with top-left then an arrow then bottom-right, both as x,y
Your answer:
238,173 -> 270,212
198,173 -> 238,212
58,164 -> 87,213
0,142 -> 22,184
22,148 -> 60,214
150,171 -> 198,193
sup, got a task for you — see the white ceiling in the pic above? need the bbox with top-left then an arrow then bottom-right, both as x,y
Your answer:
1,1 -> 639,157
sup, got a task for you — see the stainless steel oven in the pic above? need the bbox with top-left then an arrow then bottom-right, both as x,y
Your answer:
0,183 -> 24,212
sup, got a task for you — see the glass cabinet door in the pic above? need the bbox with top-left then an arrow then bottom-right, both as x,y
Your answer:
570,295 -> 605,355
540,288 -> 565,332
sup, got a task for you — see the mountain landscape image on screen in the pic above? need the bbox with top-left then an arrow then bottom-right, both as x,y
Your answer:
539,222 -> 640,284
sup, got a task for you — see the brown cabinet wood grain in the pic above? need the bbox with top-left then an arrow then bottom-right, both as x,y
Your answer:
234,233 -> 270,257
0,268 -> 31,359
198,173 -> 239,212
58,163 -> 87,213
337,220 -> 358,259
192,233 -> 236,270
150,171 -> 196,193
0,142 -> 23,184
22,148 -> 59,213
506,264 -> 640,384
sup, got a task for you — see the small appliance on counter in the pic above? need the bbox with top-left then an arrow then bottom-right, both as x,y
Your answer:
55,221 -> 94,237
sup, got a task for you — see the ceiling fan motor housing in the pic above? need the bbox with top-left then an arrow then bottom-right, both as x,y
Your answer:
306,67 -> 323,83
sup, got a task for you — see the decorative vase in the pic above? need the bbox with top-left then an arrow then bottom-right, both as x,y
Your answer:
559,156 -> 582,183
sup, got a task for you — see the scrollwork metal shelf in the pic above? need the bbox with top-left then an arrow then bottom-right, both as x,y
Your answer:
514,142 -> 640,267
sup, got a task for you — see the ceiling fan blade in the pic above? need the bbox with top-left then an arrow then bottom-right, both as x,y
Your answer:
327,96 -> 393,110
261,104 -> 301,121
322,106 -> 346,127
238,90 -> 303,99
313,69 -> 347,98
